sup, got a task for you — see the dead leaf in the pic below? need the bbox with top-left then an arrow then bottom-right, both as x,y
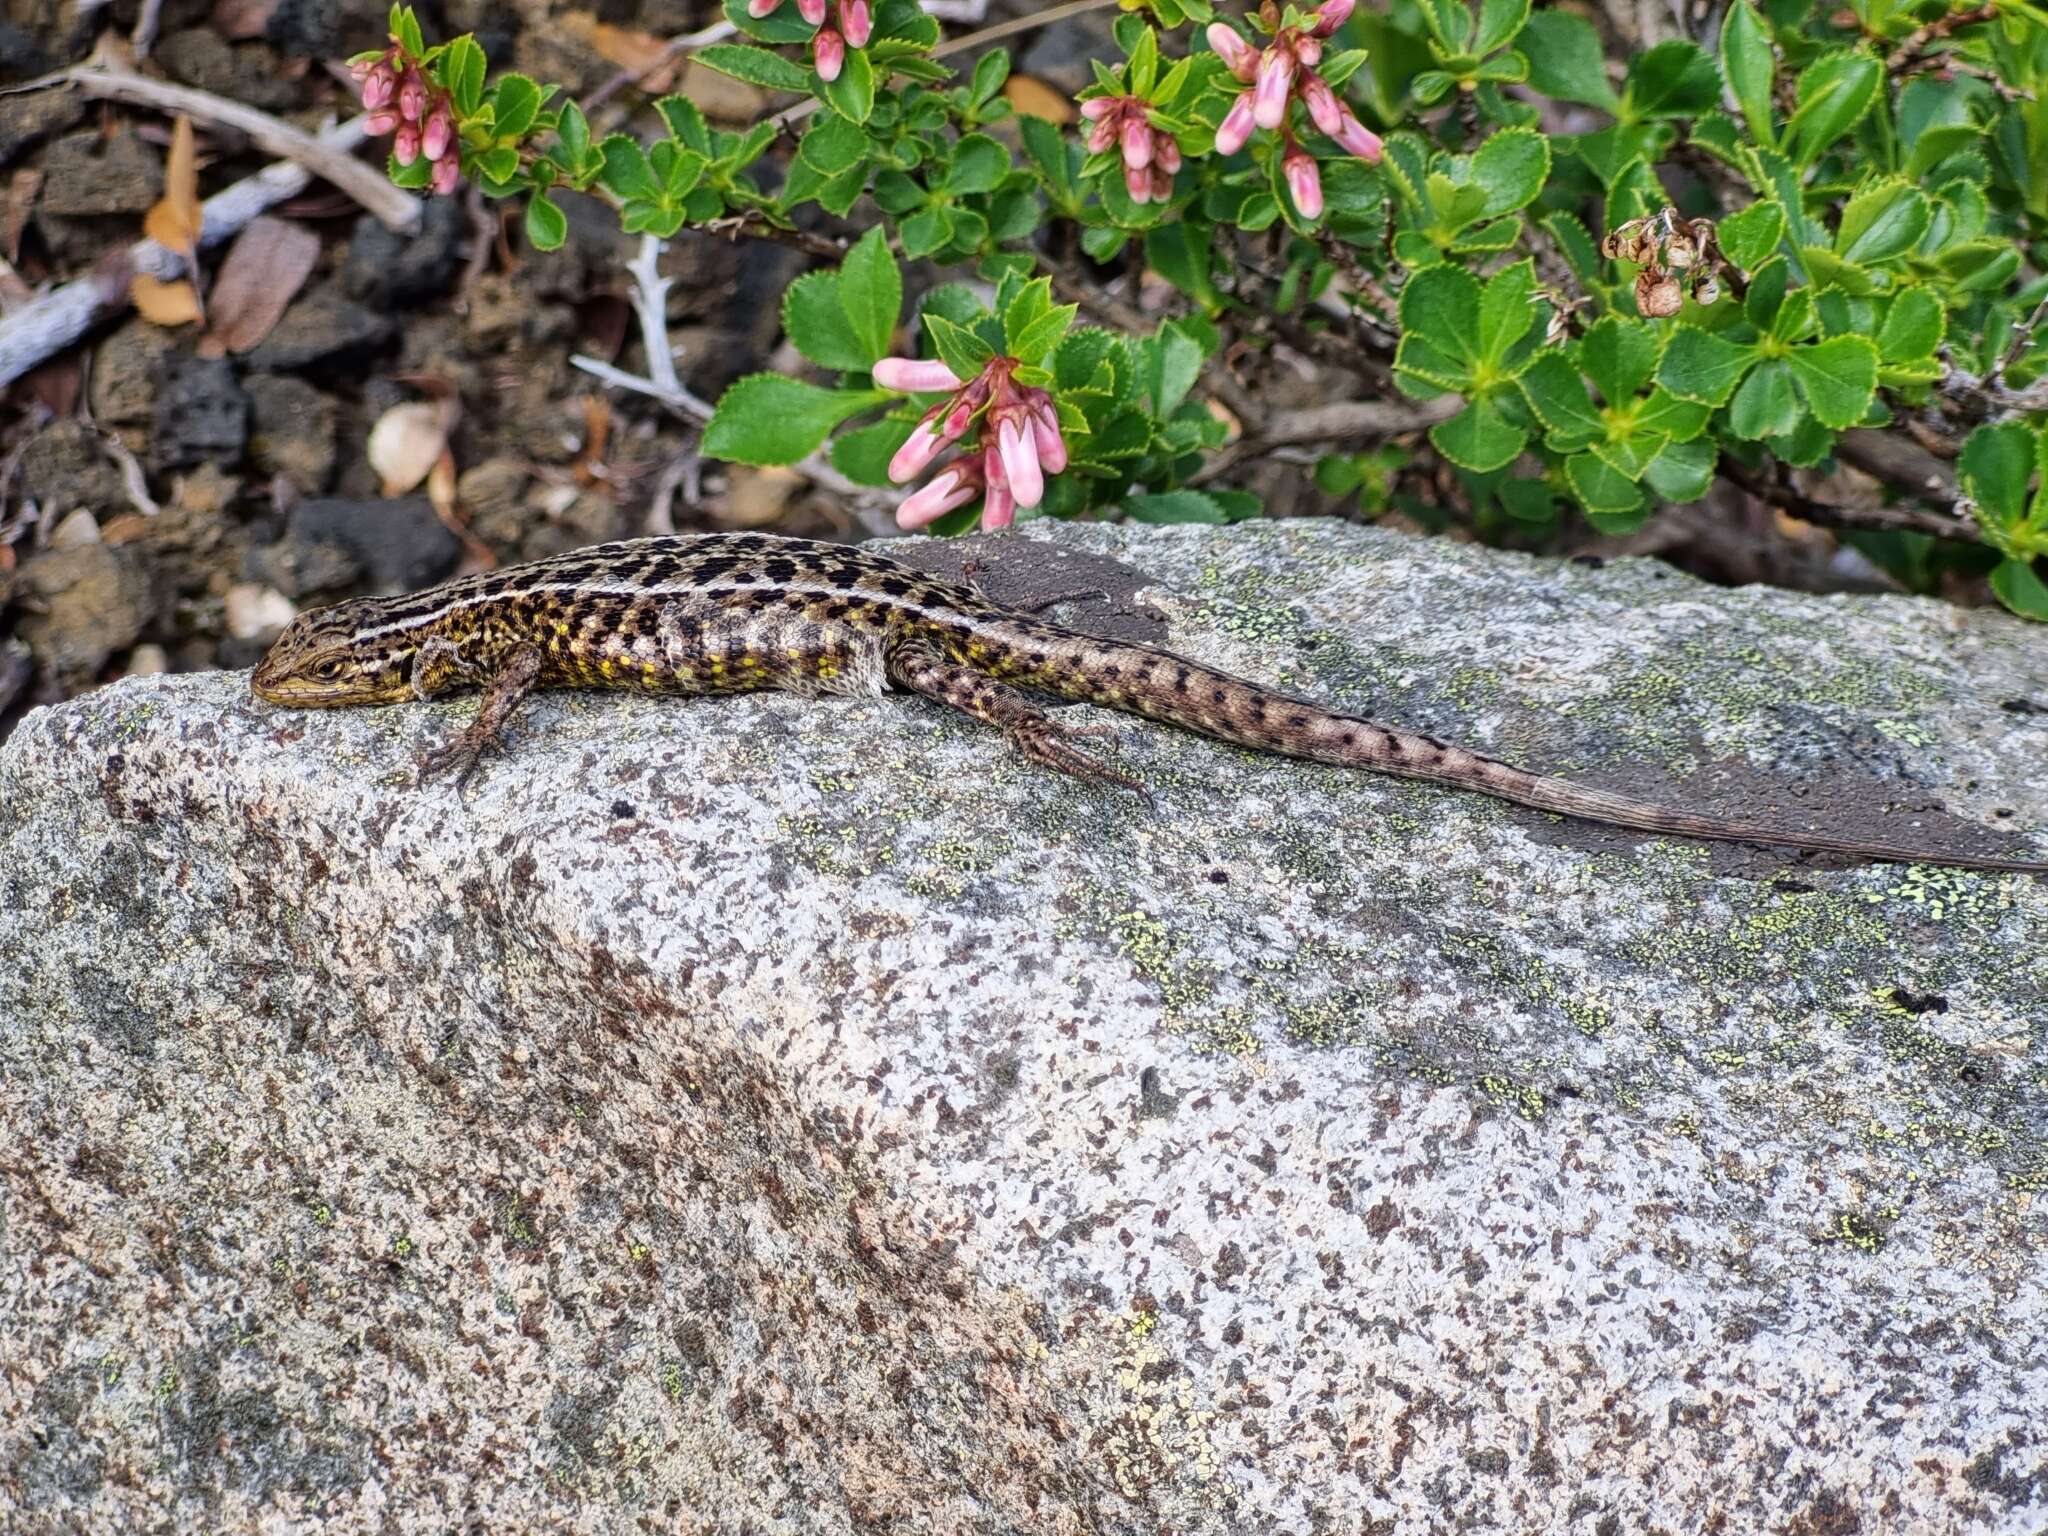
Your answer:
200,216 -> 321,357
131,273 -> 202,326
577,16 -> 670,72
4,168 -> 41,266
1004,75 -> 1074,124
144,116 -> 202,257
367,400 -> 458,496
212,0 -> 278,40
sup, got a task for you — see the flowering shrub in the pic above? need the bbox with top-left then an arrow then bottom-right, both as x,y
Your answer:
356,1 -> 2048,618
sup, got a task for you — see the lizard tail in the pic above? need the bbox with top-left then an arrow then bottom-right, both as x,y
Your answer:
988,620 -> 2048,874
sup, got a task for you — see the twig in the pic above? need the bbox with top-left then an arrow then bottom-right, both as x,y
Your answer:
624,233 -> 682,397
569,355 -> 715,419
1190,396 -> 1461,483
1885,4 -> 1997,72
1720,457 -> 1981,546
132,0 -> 164,58
1992,291 -> 2048,388
0,117 -> 388,388
583,18 -> 738,114
59,67 -> 418,232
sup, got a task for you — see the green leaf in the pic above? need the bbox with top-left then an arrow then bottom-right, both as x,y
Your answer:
838,225 -> 901,365
1478,259 -> 1540,368
702,376 -> 888,466
725,0 -> 812,43
1579,317 -> 1661,402
1658,325 -> 1755,405
1836,179 -> 1929,265
1634,387 -> 1710,441
1430,400 -> 1526,473
656,94 -> 711,153
1469,127 -> 1550,218
1565,452 -> 1645,514
697,42 -> 814,92
899,206 -> 951,259
1621,40 -> 1719,120
820,46 -> 876,124
1959,421 -> 2035,532
556,100 -> 590,166
946,133 -> 1011,195
1728,358 -> 1801,439
1123,490 -> 1228,524
1518,9 -> 1619,109
440,35 -> 487,118
783,271 -> 870,371
1717,200 -> 1784,271
1878,288 -> 1943,362
1990,559 -> 2048,620
491,75 -> 545,141
1642,437 -> 1716,502
923,312 -> 994,382
970,47 -> 1010,106
1718,2 -> 1776,146
1011,302 -> 1079,367
1784,50 -> 1880,168
597,135 -> 660,202
1517,351 -> 1605,445
830,418 -> 915,486
1473,0 -> 1532,55
523,193 -> 566,251
1744,256 -> 1789,331
1140,322 -> 1205,415
1785,334 -> 1877,429
1394,265 -> 1483,395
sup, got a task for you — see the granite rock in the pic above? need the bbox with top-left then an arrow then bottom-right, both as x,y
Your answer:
3,520 -> 2047,1533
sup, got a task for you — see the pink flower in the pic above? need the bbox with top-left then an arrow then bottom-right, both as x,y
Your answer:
981,481 -> 1017,532
1294,34 -> 1323,67
361,64 -> 396,112
814,26 -> 844,80
799,0 -> 828,22
1334,110 -> 1383,163
1215,92 -> 1256,155
1311,0 -> 1356,35
1080,97 -> 1116,121
1207,23 -> 1259,82
422,107 -> 454,161
393,123 -> 422,166
1029,400 -> 1067,475
888,419 -> 949,483
1125,158 -> 1153,204
841,0 -> 871,49
994,415 -> 1044,508
364,111 -> 398,136
1120,117 -> 1152,170
398,70 -> 427,123
747,0 -> 781,15
873,357 -> 964,393
1155,135 -> 1181,175
1284,148 -> 1323,218
430,155 -> 461,197
1299,71 -> 1342,136
1087,114 -> 1119,153
1253,49 -> 1295,129
895,464 -> 981,529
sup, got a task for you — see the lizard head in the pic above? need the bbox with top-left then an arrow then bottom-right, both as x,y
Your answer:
251,598 -> 417,707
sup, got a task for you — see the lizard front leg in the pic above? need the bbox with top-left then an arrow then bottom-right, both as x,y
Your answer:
887,638 -> 1146,795
417,643 -> 543,787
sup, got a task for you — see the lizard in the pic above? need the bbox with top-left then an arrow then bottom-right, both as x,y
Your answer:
250,531 -> 2048,874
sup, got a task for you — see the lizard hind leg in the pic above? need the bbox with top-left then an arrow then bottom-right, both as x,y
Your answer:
887,639 -> 1148,796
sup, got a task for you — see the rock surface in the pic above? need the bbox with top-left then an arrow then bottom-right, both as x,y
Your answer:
3,519 -> 2047,1534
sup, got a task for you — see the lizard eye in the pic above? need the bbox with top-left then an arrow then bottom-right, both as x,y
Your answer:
312,659 -> 347,681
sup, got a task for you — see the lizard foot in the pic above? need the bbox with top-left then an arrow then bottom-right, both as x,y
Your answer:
416,729 -> 489,788
1010,717 -> 1151,800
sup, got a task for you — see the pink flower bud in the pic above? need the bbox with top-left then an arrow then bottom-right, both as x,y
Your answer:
1029,398 -> 1067,475
422,107 -> 454,161
983,436 -> 1007,491
813,27 -> 844,82
798,0 -> 828,21
1311,0 -> 1356,36
1293,35 -> 1323,67
1299,71 -> 1342,136
1207,23 -> 1259,83
996,414 -> 1044,509
872,357 -> 965,393
1214,92 -> 1257,155
430,154 -> 461,196
1120,117 -> 1152,171
942,393 -> 979,440
393,124 -> 422,166
895,466 -> 979,528
1151,165 -> 1174,201
1253,49 -> 1295,130
1334,109 -> 1384,163
888,419 -> 946,483
1124,157 -> 1152,204
1284,149 -> 1323,219
1088,115 -> 1119,153
398,70 -> 427,123
1080,97 -> 1116,120
364,111 -> 398,137
1155,133 -> 1181,174
361,64 -> 396,112
981,481 -> 1017,531
747,0 -> 783,14
840,0 -> 871,48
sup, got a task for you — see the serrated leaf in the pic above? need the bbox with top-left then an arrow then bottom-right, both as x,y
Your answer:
1579,316 -> 1661,403
838,225 -> 900,365
1140,322 -> 1204,415
656,94 -> 710,153
1716,200 -> 1784,271
1430,399 -> 1526,473
1990,559 -> 2048,620
1518,351 -> 1605,444
1478,260 -> 1540,368
1621,40 -> 1719,120
524,193 -> 567,251
491,75 -> 545,141
945,133 -> 1010,195
697,43 -> 813,92
1785,49 -> 1880,168
1657,325 -> 1755,405
1836,179 -> 1929,265
440,35 -> 487,117
1474,0 -> 1531,55
1519,9 -> 1619,109
1878,288 -> 1944,362
830,418 -> 915,486
702,376 -> 888,466
598,135 -> 660,201
1470,127 -> 1550,218
1642,437 -> 1716,501
1728,357 -> 1801,439
1123,490 -> 1227,524
783,270 -> 870,371
923,313 -> 994,382
1959,421 -> 2035,532
1398,264 -> 1482,369
1633,387 -> 1710,441
1565,451 -> 1644,512
1719,2 -> 1775,146
819,46 -> 876,124
1785,334 -> 1876,429
1011,303 -> 1078,368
